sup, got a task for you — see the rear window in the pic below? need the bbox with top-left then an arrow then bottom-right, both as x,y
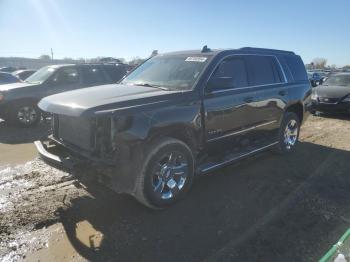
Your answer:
245,56 -> 283,86
283,55 -> 308,82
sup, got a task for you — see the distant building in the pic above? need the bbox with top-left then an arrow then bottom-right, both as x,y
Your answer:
0,57 -> 81,70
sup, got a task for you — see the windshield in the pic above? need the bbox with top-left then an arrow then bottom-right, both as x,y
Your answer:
324,75 -> 350,87
121,55 -> 210,91
25,66 -> 56,84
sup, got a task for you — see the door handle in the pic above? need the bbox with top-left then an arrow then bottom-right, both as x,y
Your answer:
244,97 -> 254,103
279,90 -> 287,96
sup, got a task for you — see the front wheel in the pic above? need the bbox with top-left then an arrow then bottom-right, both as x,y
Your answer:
10,103 -> 41,127
134,137 -> 195,209
276,112 -> 300,154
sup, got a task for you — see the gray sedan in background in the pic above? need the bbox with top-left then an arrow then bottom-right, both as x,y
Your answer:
311,73 -> 350,113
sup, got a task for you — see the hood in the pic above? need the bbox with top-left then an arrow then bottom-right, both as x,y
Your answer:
38,84 -> 185,117
314,84 -> 350,99
0,82 -> 37,92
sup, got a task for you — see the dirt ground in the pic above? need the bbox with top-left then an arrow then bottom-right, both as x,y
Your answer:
1,114 -> 350,262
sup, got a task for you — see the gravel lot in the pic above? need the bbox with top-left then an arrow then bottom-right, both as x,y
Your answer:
1,114 -> 350,262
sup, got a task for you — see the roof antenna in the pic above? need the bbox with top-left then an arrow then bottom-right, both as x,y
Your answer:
201,45 -> 211,53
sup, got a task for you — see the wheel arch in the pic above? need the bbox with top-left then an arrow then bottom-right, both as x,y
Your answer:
146,124 -> 201,155
285,102 -> 304,124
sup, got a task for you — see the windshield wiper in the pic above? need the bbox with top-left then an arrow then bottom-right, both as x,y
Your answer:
134,83 -> 169,91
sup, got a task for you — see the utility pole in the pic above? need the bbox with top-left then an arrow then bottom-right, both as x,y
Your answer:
50,48 -> 54,60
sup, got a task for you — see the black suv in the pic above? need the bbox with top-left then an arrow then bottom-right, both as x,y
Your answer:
0,63 -> 128,126
35,47 -> 311,209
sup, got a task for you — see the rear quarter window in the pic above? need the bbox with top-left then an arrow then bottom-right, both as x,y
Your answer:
283,55 -> 308,82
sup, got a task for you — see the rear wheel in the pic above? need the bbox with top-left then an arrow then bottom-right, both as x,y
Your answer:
134,137 -> 195,209
276,112 -> 300,154
10,103 -> 41,127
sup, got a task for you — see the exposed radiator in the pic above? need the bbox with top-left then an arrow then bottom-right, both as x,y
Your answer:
56,115 -> 93,151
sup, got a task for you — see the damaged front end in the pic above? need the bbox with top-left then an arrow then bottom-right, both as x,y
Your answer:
39,114 -> 116,164
35,113 -> 137,193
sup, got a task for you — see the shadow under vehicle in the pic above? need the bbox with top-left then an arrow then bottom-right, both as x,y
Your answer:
55,142 -> 350,262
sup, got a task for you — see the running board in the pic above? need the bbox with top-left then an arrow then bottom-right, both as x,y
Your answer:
198,142 -> 279,174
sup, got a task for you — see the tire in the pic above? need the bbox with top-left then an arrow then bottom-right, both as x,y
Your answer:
134,137 -> 195,209
9,103 -> 41,127
276,112 -> 300,154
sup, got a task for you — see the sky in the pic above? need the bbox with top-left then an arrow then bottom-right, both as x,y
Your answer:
0,0 -> 349,66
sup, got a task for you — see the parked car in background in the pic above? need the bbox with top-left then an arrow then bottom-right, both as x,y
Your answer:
0,66 -> 18,73
311,73 -> 350,113
318,71 -> 329,82
35,47 -> 311,209
12,69 -> 36,81
308,71 -> 323,87
0,63 -> 128,126
0,72 -> 20,85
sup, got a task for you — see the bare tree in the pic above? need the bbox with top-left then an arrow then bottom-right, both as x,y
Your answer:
116,58 -> 126,63
150,50 -> 158,57
311,58 -> 327,69
63,57 -> 74,61
129,56 -> 145,65
39,54 -> 51,60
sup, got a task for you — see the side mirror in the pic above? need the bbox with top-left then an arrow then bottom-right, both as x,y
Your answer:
207,77 -> 234,92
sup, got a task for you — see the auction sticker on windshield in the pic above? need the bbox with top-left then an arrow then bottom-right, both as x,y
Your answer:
185,57 -> 207,62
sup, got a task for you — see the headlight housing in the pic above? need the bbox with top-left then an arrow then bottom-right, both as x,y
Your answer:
311,92 -> 318,101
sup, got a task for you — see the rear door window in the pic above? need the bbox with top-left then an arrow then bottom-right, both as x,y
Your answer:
211,57 -> 249,89
52,68 -> 79,85
246,56 -> 283,86
81,66 -> 106,85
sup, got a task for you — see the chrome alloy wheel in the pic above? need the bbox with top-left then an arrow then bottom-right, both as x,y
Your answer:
17,106 -> 38,125
152,151 -> 189,200
284,119 -> 298,150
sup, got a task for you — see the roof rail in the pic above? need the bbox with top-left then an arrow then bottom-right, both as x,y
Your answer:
239,47 -> 295,55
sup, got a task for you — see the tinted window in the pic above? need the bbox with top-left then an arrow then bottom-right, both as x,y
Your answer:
81,66 -> 106,85
52,68 -> 79,85
246,56 -> 282,86
103,65 -> 127,82
283,55 -> 308,81
212,58 -> 248,89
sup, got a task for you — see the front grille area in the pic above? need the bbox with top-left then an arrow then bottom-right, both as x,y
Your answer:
54,114 -> 93,151
318,97 -> 339,104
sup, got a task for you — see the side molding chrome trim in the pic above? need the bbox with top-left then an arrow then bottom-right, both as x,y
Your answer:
208,120 -> 277,142
200,141 -> 279,174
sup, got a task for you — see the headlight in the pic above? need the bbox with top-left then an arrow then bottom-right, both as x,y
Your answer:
311,93 -> 318,100
0,93 -> 4,102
